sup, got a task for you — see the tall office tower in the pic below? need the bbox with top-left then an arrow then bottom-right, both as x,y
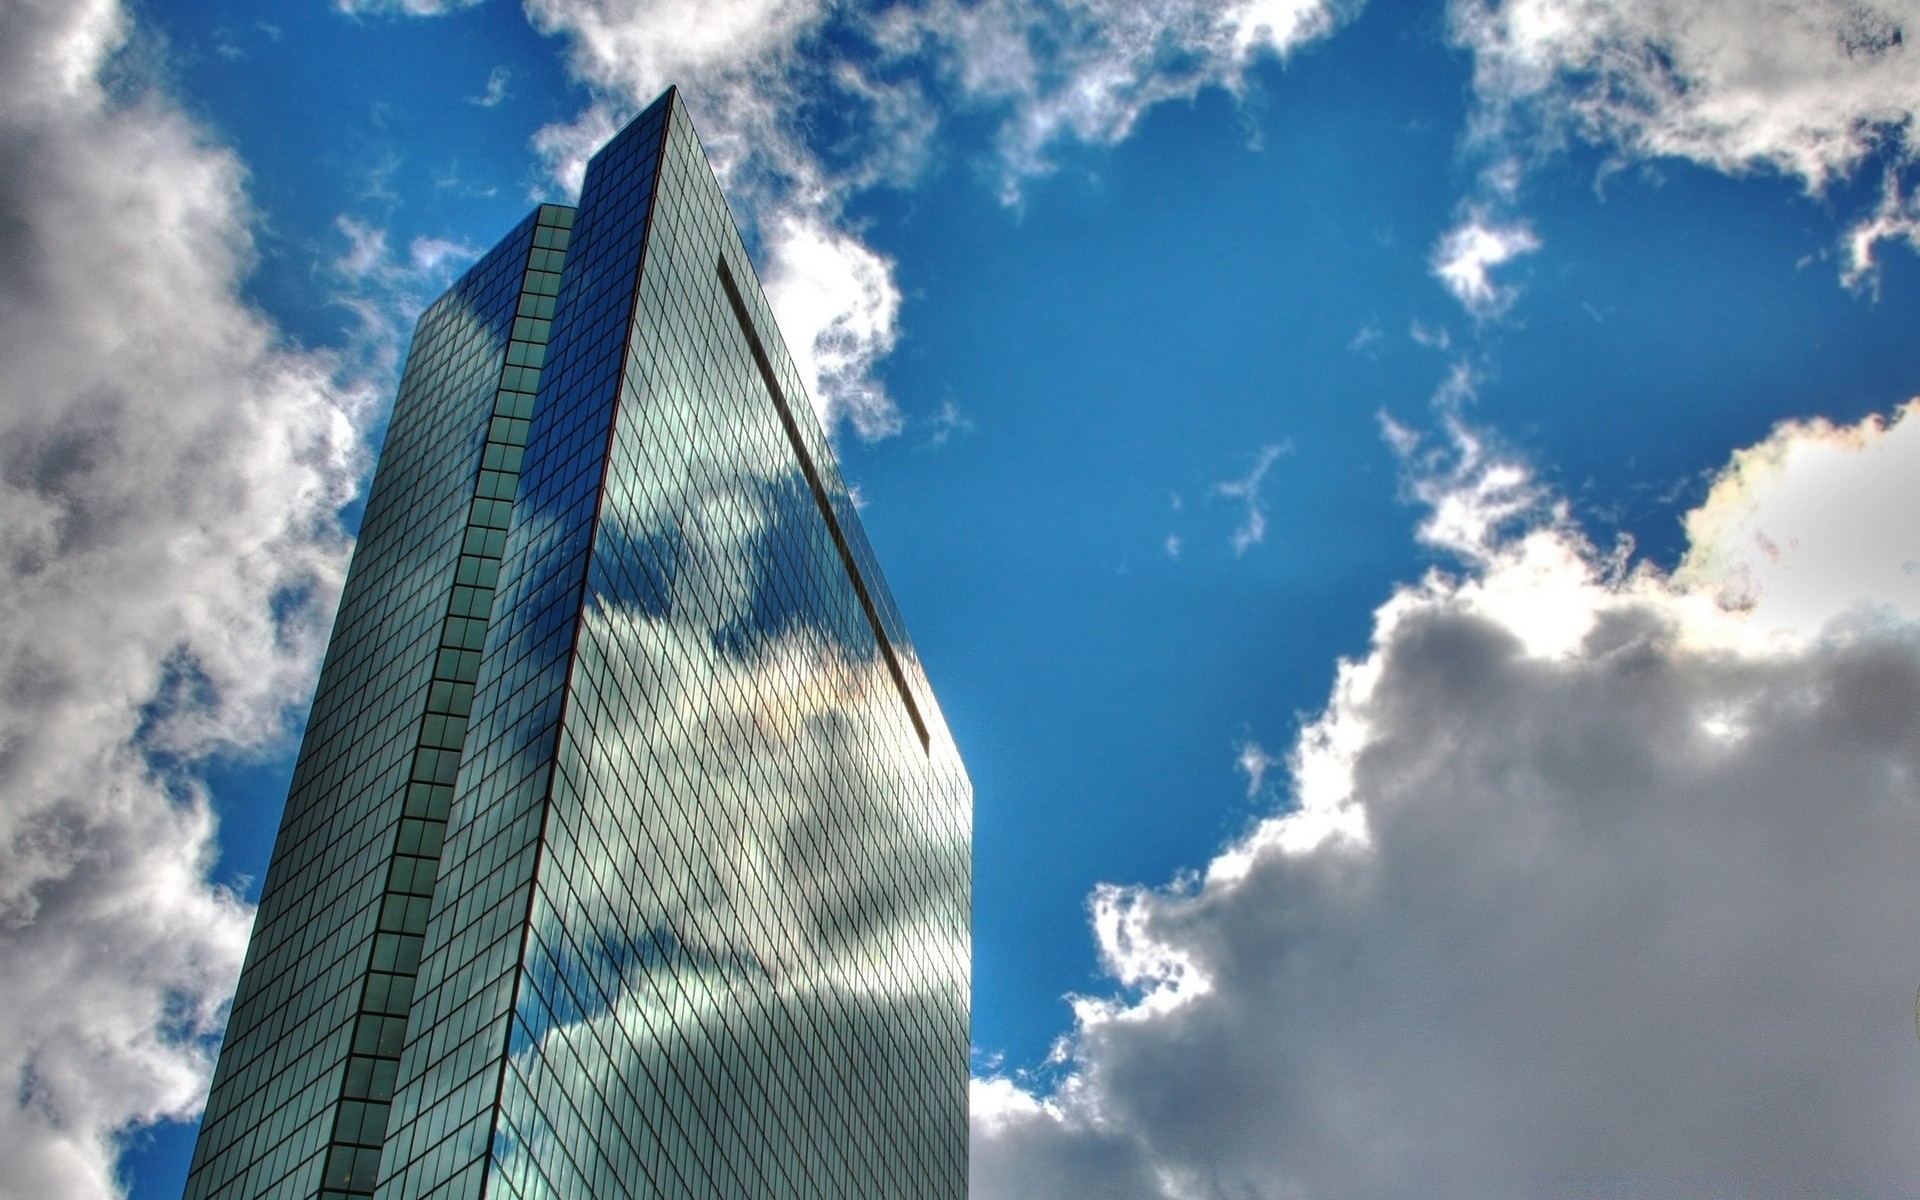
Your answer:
183,88 -> 969,1200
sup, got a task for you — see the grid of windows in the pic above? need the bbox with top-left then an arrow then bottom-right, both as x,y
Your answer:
373,99 -> 680,1200
484,93 -> 968,1200
186,208 -> 554,1200
190,86 -> 966,1200
317,204 -> 577,1200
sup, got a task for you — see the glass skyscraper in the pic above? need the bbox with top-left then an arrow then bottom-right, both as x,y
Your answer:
184,88 -> 970,1200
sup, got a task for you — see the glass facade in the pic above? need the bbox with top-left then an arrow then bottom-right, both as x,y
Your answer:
186,88 -> 969,1200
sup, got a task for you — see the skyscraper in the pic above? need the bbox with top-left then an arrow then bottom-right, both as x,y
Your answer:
184,88 -> 969,1200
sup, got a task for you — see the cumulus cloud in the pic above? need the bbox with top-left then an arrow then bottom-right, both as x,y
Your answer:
758,209 -> 906,439
1673,403 -> 1920,640
0,1 -> 372,1195
1451,0 -> 1920,279
1431,211 -> 1542,319
528,0 -> 821,116
974,401 -> 1920,1198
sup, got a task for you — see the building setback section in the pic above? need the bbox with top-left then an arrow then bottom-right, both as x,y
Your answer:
184,87 -> 970,1200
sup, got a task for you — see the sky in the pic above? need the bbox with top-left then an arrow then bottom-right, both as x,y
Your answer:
5,0 -> 1920,1196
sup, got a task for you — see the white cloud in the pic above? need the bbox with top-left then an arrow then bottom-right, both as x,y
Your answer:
1408,318 -> 1452,350
1451,0 -> 1920,280
524,0 -> 1364,434
334,0 -> 481,15
975,401 -> 1920,1198
1215,442 -> 1291,555
526,0 -> 920,439
527,0 -> 820,110
1453,0 -> 1920,189
1234,739 -> 1277,797
469,64 -> 511,108
1842,169 -> 1920,293
1431,211 -> 1542,319
329,217 -> 479,389
1388,365 -> 1556,570
1673,402 -> 1920,643
759,210 -> 906,439
922,397 -> 975,448
897,0 -> 1354,198
0,1 -> 373,1195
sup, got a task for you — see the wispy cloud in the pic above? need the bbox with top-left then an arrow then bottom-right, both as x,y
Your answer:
1383,362 -> 1554,568
330,216 -> 480,388
892,0 -> 1358,201
1841,169 -> 1920,295
921,397 -> 975,449
1234,739 -> 1277,797
1431,210 -> 1541,319
469,64 -> 511,107
522,0 -> 1366,436
1409,319 -> 1452,350
334,0 -> 481,15
1216,441 -> 1292,555
1450,0 -> 1920,286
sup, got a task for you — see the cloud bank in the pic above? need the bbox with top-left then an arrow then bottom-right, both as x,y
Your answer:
0,2 -> 372,1195
974,401 -> 1920,1198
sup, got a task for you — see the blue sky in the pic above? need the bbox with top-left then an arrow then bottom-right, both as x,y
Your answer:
7,0 -> 1920,1196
